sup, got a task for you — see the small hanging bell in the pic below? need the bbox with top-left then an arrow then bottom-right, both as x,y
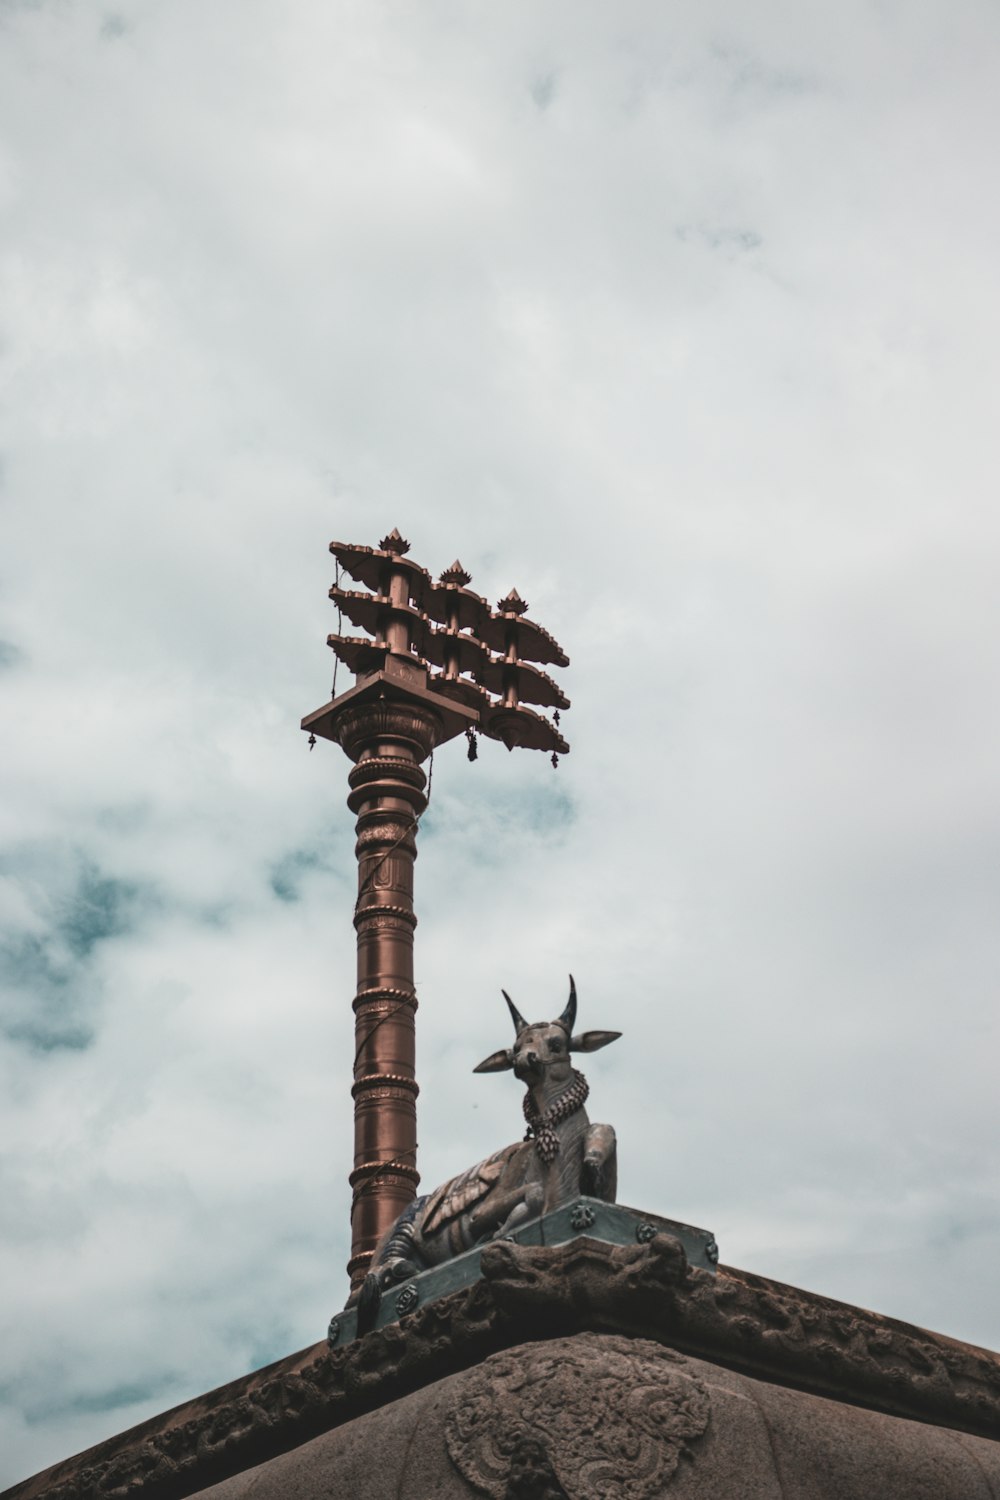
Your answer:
308,733 -> 317,751
466,727 -> 478,762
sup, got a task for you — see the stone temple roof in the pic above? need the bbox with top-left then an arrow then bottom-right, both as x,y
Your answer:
5,1231 -> 1000,1500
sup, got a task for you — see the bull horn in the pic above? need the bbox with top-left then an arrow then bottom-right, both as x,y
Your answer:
558,974 -> 577,1034
502,989 -> 529,1036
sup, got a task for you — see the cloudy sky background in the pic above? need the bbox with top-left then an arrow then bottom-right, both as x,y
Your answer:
2,0 -> 1000,1484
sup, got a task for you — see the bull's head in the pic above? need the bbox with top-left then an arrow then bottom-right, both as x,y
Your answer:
474,975 -> 621,1083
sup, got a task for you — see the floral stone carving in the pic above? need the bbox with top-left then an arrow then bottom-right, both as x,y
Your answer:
444,1333 -> 710,1500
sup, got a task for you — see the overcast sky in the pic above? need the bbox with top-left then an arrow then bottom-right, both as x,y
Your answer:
2,0 -> 1000,1486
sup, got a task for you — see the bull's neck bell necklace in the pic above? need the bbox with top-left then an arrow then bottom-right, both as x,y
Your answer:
523,1069 -> 589,1164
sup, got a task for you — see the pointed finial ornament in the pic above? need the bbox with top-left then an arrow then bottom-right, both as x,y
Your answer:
497,588 -> 529,616
440,559 -> 473,586
379,528 -> 411,555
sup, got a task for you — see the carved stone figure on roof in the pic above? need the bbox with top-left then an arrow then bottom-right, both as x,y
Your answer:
351,976 -> 620,1324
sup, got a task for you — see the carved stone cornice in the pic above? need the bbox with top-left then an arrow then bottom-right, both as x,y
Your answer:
476,1238 -> 1000,1439
10,1235 -> 999,1500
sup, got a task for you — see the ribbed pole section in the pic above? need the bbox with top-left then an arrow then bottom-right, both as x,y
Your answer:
336,698 -> 441,1292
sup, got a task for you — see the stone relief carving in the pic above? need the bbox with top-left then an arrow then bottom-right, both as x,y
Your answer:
445,1335 -> 710,1500
499,1434 -> 569,1500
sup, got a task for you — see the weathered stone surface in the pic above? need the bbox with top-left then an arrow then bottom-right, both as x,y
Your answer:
6,1236 -> 1000,1500
444,1337 -> 710,1499
169,1335 -> 1000,1500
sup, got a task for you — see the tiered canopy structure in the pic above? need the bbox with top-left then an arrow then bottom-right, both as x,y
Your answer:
301,530 -> 570,1290
304,527 -> 570,757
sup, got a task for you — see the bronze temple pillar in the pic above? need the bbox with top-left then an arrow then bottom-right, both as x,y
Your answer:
337,699 -> 440,1290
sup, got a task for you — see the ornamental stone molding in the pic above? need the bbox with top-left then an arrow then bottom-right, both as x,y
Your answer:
7,1234 -> 1000,1500
445,1335 -> 710,1500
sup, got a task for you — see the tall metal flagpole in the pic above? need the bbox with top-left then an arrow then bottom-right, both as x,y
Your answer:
302,529 -> 570,1292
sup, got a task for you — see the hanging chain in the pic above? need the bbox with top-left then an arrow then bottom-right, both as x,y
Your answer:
352,749 -> 433,915
331,558 -> 342,699
350,1147 -> 420,1217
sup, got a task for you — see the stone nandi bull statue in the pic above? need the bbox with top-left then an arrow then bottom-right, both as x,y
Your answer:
352,976 -> 620,1323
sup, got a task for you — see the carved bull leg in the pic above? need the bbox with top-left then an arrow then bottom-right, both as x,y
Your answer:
581,1122 -> 617,1202
482,1182 -> 544,1242
468,1181 -> 541,1242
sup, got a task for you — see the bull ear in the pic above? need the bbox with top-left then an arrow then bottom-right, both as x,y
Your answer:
474,1048 -> 514,1074
570,1030 -> 621,1053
